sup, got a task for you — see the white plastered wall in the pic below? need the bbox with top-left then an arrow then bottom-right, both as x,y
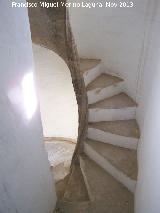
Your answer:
0,1 -> 56,212
135,1 -> 160,213
33,44 -> 78,140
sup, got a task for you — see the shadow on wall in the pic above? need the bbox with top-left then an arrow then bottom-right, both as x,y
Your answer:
32,43 -> 78,142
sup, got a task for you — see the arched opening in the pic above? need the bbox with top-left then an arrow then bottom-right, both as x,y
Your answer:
27,1 -> 88,164
27,0 -> 88,202
32,43 -> 78,181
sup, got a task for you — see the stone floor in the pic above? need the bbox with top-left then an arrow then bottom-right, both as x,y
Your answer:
45,140 -> 76,182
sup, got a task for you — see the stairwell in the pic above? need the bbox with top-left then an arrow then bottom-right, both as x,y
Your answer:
55,58 -> 140,213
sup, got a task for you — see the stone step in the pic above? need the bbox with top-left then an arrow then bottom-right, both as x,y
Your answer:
88,120 -> 140,149
80,58 -> 101,74
63,165 -> 89,202
79,154 -> 134,213
87,73 -> 123,92
89,93 -> 137,122
55,201 -> 92,213
87,73 -> 124,104
84,139 -> 137,193
80,58 -> 102,86
55,174 -> 69,201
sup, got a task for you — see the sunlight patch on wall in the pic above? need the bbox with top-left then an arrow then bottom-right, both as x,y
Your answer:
8,72 -> 37,121
22,72 -> 37,120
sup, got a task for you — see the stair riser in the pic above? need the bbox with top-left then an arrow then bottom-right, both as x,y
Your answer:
87,128 -> 138,150
87,82 -> 124,104
89,107 -> 136,122
84,64 -> 102,86
84,143 -> 136,193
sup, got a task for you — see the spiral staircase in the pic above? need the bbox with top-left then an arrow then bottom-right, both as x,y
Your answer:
55,58 -> 140,213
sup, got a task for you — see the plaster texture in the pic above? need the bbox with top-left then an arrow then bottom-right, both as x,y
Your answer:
135,1 -> 160,213
33,44 -> 78,140
0,1 -> 56,212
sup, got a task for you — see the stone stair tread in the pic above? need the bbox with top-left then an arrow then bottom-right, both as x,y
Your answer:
89,119 -> 140,139
80,58 -> 101,74
85,139 -> 137,180
56,200 -> 92,213
63,164 -> 89,202
86,73 -> 123,91
55,174 -> 70,200
89,92 -> 137,109
80,154 -> 134,213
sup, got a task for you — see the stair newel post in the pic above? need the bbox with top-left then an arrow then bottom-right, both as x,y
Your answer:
65,8 -> 88,164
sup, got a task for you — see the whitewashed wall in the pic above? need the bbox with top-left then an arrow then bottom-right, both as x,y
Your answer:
136,0 -> 160,128
69,0 -> 149,99
0,1 -> 56,212
135,1 -> 160,213
33,44 -> 78,140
